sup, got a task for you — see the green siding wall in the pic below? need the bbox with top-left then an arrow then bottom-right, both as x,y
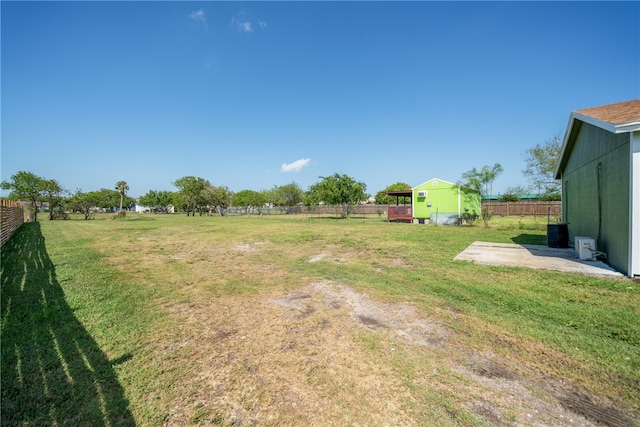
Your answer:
413,179 -> 480,221
561,122 -> 630,274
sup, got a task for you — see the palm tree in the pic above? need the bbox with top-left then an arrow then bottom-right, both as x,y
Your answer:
484,163 -> 504,197
460,163 -> 503,227
116,181 -> 129,214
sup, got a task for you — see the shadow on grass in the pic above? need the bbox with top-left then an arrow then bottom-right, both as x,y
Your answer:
511,233 -> 547,245
1,222 -> 135,426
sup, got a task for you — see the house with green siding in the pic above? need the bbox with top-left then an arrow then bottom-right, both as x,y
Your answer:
413,178 -> 480,225
387,178 -> 480,225
554,99 -> 640,277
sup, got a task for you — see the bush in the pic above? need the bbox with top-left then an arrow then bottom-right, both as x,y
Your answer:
540,192 -> 561,201
498,193 -> 520,202
461,209 -> 479,225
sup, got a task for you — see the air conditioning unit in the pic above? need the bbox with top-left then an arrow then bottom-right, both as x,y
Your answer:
418,191 -> 427,198
575,236 -> 596,261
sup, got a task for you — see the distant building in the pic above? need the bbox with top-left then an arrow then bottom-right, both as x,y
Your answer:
386,178 -> 480,225
132,204 -> 151,213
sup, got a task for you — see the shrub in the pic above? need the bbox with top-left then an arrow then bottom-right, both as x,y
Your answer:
540,192 -> 561,201
498,193 -> 521,202
461,209 -> 479,225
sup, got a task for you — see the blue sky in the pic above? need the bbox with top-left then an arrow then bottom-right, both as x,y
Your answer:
2,1 -> 638,199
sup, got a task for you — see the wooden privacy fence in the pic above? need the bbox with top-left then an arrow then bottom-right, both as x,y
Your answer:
311,205 -> 386,216
304,202 -> 559,218
219,202 -> 561,218
1,200 -> 24,248
224,204 -> 387,216
482,201 -> 561,218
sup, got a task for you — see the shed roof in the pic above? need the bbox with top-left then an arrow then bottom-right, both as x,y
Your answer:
385,190 -> 412,197
555,99 -> 640,178
572,99 -> 640,134
412,178 -> 456,189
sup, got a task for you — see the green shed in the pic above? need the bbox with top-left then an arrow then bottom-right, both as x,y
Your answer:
412,178 -> 480,225
554,99 -> 640,277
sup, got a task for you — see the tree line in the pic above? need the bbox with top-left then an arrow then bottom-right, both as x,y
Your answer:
0,172 -> 371,220
2,134 -> 561,221
0,172 -> 136,221
168,174 -> 369,217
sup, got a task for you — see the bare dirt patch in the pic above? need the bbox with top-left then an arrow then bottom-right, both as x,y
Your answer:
307,253 -> 327,263
390,257 -> 412,267
275,282 -> 449,346
460,355 -> 637,427
155,281 -> 638,426
307,252 -> 346,263
549,383 -> 637,427
235,242 -> 270,255
159,282 -> 420,425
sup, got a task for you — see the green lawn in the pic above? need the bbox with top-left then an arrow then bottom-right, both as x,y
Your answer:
2,213 -> 638,426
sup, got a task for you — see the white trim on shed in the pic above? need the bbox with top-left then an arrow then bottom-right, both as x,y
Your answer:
630,131 -> 640,276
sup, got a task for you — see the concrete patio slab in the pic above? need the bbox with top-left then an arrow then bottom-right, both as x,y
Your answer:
454,241 -> 623,277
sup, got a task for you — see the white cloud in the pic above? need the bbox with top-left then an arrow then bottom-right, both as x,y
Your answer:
281,158 -> 311,173
236,20 -> 252,32
232,12 -> 252,32
189,9 -> 207,29
231,11 -> 267,33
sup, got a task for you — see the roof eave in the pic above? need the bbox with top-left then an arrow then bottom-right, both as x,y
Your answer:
572,112 -> 616,133
554,113 -> 576,179
554,112 -> 640,180
412,178 -> 456,190
614,121 -> 640,133
573,112 -> 640,134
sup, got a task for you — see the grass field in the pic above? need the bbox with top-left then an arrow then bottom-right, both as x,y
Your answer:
2,213 -> 639,426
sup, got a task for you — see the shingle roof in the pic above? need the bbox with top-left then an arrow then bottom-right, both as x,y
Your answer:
574,99 -> 640,125
555,99 -> 640,179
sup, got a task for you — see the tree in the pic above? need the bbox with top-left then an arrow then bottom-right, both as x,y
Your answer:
173,176 -> 207,215
93,188 -> 127,211
498,185 -> 526,202
1,171 -> 48,221
138,190 -> 159,212
461,163 -> 503,197
374,182 -> 412,205
156,191 -> 176,212
171,178 -> 230,215
459,163 -> 503,227
68,190 -> 101,220
303,191 -> 320,215
272,182 -> 304,206
115,181 -> 129,215
139,190 -> 175,213
232,190 -> 264,208
260,188 -> 277,207
305,173 -> 368,218
522,133 -> 562,196
42,179 -> 65,220
203,184 -> 232,212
